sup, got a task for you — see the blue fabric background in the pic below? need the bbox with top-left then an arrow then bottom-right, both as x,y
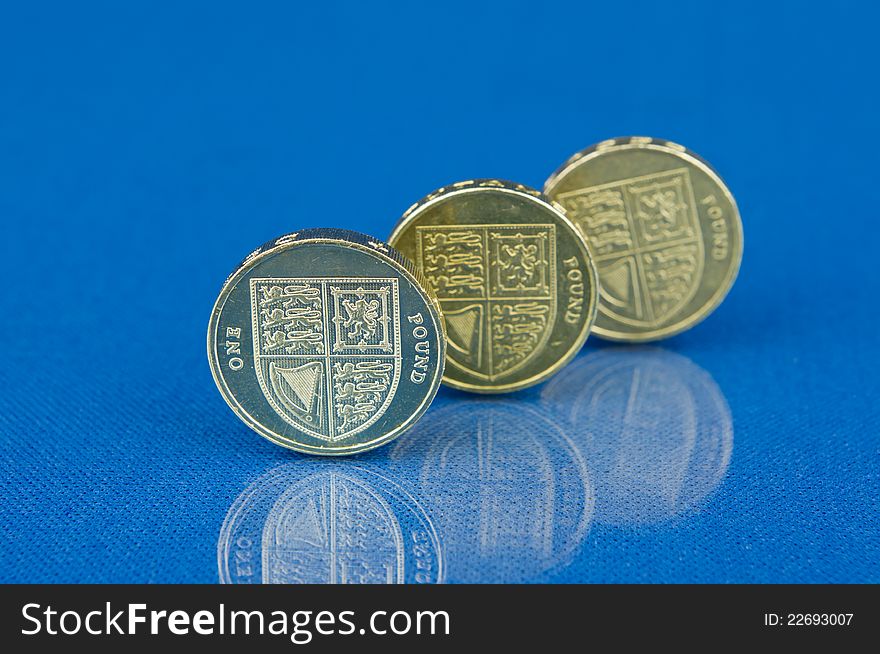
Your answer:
1,1 -> 877,583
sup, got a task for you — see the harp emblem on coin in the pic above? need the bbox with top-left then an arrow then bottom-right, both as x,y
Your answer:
556,168 -> 704,326
250,278 -> 401,441
415,225 -> 556,381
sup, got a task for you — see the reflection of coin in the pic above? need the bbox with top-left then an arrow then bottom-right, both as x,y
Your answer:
545,137 -> 743,341
389,400 -> 593,582
207,228 -> 445,455
541,347 -> 732,525
218,462 -> 443,584
388,180 -> 598,393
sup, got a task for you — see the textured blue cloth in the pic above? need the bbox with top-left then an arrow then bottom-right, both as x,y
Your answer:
1,1 -> 878,583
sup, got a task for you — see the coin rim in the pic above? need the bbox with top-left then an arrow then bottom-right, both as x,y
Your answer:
207,231 -> 447,455
544,137 -> 744,342
388,180 -> 598,393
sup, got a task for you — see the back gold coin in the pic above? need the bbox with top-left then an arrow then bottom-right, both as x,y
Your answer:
388,179 -> 598,393
544,137 -> 743,341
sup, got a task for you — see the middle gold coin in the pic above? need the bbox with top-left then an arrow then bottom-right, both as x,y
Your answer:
389,179 -> 598,393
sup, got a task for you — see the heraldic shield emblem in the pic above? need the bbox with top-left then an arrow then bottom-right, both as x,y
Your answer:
250,278 -> 401,442
556,168 -> 704,326
416,224 -> 556,381
261,471 -> 404,583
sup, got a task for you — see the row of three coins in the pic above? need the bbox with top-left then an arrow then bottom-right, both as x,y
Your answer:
208,137 -> 743,455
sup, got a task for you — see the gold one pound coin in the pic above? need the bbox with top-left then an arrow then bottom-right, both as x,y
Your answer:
389,180 -> 598,393
544,137 -> 743,341
207,228 -> 445,455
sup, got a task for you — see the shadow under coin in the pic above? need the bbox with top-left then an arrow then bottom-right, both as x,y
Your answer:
541,347 -> 733,527
387,400 -> 594,583
218,462 -> 443,583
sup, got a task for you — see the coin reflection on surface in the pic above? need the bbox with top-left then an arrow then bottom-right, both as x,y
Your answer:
389,401 -> 593,582
218,463 -> 443,583
541,347 -> 732,526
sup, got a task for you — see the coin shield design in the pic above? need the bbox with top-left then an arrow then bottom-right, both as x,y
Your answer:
416,224 -> 556,381
250,278 -> 401,442
389,180 -> 598,393
207,228 -> 445,455
555,168 -> 704,327
545,137 -> 742,341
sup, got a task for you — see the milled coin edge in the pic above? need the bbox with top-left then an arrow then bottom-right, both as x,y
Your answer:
388,180 -> 599,393
206,228 -> 447,455
543,137 -> 744,342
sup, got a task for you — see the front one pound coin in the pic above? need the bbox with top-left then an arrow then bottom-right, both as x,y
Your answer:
389,180 -> 598,393
207,228 -> 446,455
